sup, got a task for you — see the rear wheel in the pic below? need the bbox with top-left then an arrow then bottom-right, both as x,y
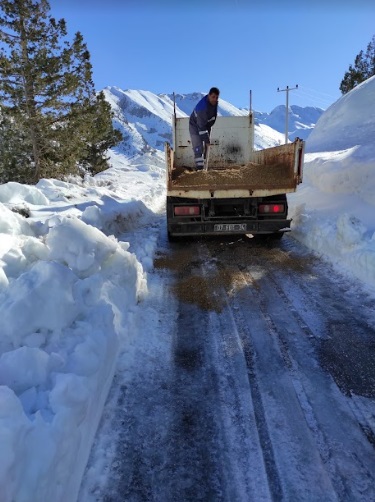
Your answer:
167,231 -> 179,242
269,232 -> 284,240
256,232 -> 284,244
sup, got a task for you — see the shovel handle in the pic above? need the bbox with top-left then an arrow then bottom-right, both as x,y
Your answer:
203,141 -> 210,171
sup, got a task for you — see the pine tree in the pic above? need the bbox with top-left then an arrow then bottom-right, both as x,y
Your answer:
340,35 -> 375,94
0,110 -> 34,182
0,0 -> 122,183
60,32 -> 123,175
78,91 -> 123,175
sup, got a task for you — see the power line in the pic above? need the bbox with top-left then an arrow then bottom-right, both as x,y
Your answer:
296,89 -> 334,109
299,85 -> 338,100
297,85 -> 339,109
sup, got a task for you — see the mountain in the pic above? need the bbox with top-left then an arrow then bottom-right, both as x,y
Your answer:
103,87 -> 323,157
163,92 -> 249,118
254,105 -> 324,141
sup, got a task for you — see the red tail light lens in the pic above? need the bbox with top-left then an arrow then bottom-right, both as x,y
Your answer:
174,205 -> 201,216
258,204 -> 285,214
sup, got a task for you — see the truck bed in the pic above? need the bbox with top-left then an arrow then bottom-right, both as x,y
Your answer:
166,116 -> 304,198
170,162 -> 295,191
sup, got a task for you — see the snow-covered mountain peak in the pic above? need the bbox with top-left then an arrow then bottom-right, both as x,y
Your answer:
103,87 -> 322,157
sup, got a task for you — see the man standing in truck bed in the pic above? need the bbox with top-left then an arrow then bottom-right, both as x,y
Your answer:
189,87 -> 220,170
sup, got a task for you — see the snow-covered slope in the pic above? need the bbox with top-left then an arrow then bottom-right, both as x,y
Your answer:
289,75 -> 375,286
306,77 -> 375,156
255,105 -> 323,141
164,91 -> 249,118
102,88 -> 180,157
103,87 -> 318,157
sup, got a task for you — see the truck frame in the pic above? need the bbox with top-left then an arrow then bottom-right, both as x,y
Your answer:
165,111 -> 304,241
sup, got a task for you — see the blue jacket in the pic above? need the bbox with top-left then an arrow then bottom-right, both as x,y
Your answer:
189,95 -> 217,142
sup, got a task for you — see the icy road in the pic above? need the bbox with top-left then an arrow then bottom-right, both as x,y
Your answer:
80,232 -> 375,502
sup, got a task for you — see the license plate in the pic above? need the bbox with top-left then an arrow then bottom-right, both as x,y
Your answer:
214,223 -> 247,232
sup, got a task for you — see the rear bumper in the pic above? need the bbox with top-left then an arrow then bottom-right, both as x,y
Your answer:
168,218 -> 291,237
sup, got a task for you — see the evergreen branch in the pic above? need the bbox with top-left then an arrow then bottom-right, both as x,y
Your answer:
0,76 -> 23,85
0,29 -> 19,41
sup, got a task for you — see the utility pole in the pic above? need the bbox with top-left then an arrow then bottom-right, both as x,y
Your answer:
277,84 -> 298,144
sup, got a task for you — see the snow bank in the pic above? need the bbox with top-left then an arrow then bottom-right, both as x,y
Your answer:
0,203 -> 34,236
0,183 -> 149,501
290,202 -> 375,286
307,75 -> 375,154
0,261 -> 79,347
289,76 -> 375,289
81,198 -> 155,236
0,182 -> 49,206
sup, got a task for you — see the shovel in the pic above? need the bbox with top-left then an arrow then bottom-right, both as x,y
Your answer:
203,141 -> 210,172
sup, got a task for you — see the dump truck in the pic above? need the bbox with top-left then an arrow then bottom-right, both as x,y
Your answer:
165,109 -> 304,241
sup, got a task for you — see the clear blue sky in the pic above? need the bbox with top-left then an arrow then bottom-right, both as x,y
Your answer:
49,0 -> 374,112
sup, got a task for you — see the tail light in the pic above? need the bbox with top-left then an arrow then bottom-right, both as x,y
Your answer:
174,205 -> 201,216
258,203 -> 285,214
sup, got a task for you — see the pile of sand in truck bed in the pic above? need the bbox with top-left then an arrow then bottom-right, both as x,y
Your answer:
170,163 -> 294,189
